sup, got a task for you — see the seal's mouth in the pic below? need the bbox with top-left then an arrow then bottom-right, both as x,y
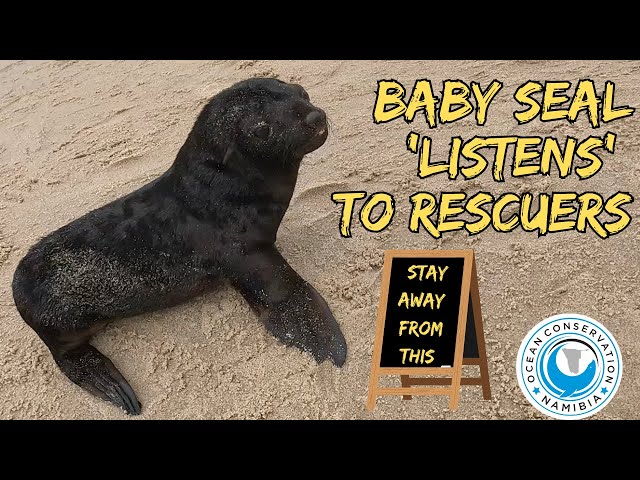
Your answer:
295,108 -> 328,156
314,124 -> 327,137
298,123 -> 328,156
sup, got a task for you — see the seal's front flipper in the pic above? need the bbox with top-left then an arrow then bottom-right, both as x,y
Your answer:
226,246 -> 347,367
53,344 -> 142,415
305,282 -> 347,366
263,280 -> 347,366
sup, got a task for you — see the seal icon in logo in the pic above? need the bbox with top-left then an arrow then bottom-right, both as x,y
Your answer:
516,313 -> 622,420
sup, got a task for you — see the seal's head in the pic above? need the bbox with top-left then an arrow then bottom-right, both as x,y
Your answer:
191,77 -> 328,167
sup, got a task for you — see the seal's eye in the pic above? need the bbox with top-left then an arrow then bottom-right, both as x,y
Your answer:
252,123 -> 272,140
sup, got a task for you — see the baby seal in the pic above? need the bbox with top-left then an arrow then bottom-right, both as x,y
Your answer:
11,77 -> 347,415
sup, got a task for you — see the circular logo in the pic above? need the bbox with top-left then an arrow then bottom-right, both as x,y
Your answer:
516,313 -> 622,420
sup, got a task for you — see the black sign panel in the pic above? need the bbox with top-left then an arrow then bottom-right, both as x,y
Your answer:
379,256 -> 467,368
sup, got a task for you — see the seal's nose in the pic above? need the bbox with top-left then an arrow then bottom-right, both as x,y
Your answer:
304,110 -> 326,129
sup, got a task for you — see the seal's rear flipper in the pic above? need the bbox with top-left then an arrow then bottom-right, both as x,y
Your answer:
53,344 -> 142,415
227,246 -> 347,367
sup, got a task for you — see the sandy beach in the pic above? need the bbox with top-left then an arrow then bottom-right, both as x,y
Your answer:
1,60 -> 638,419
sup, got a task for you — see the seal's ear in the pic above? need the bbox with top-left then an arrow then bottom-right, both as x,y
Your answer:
221,144 -> 261,179
222,144 -> 243,167
220,144 -> 264,181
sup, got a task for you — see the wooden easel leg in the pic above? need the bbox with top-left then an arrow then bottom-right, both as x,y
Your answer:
400,375 -> 412,400
367,375 -> 378,411
448,369 -> 462,410
477,334 -> 491,400
479,357 -> 491,399
366,390 -> 377,410
471,260 -> 491,400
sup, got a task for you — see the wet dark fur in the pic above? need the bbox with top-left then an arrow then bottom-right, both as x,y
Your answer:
11,78 -> 347,415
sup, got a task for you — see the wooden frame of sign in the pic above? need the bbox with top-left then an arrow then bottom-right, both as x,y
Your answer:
366,249 -> 491,411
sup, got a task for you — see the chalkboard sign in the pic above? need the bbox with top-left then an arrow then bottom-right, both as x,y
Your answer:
367,250 -> 491,411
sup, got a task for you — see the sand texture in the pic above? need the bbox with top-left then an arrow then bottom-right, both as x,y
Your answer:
1,60 -> 638,419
